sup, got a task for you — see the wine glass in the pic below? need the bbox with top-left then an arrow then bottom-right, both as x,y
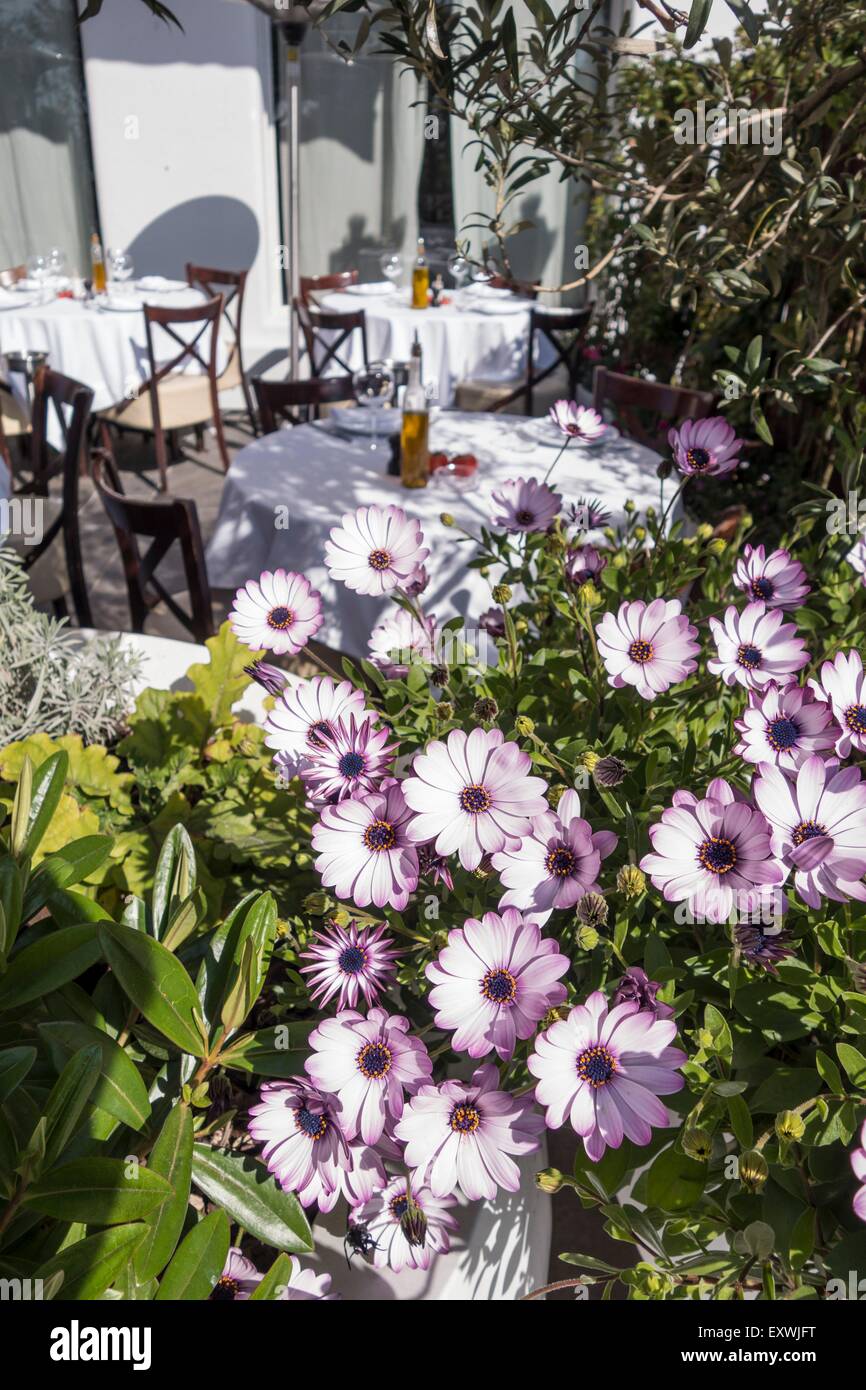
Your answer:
46,247 -> 67,285
380,251 -> 403,291
352,361 -> 396,453
108,248 -> 135,295
447,253 -> 470,291
26,254 -> 49,302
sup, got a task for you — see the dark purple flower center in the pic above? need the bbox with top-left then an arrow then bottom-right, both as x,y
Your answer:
338,751 -> 366,778
792,819 -> 826,845
481,967 -> 517,1005
307,718 -> 334,748
363,820 -> 396,852
450,1103 -> 481,1134
737,644 -> 762,670
766,716 -> 799,752
686,446 -> 711,471
698,836 -> 738,875
338,944 -> 366,975
545,845 -> 576,878
460,783 -> 491,814
210,1276 -> 239,1301
295,1106 -> 328,1141
750,576 -> 774,601
576,1043 -> 616,1088
267,605 -> 294,630
368,549 -> 392,571
389,1194 -> 409,1219
516,508 -> 535,525
844,703 -> 866,736
628,639 -> 654,664
357,1041 -> 392,1079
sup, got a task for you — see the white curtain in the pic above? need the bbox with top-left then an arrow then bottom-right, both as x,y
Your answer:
294,19 -> 427,282
0,0 -> 96,276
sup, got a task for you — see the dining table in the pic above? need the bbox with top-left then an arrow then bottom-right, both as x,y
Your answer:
205,408 -> 671,660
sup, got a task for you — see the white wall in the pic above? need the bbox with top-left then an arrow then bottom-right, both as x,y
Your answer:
79,0 -> 286,356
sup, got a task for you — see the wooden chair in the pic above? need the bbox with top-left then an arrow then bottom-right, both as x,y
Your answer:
0,382 -> 29,476
300,270 -> 359,306
90,450 -> 215,642
592,367 -> 715,452
10,369 -> 95,626
296,298 -> 368,377
0,264 -> 26,288
96,295 -> 229,491
457,304 -> 592,415
185,263 -> 256,435
253,376 -> 355,434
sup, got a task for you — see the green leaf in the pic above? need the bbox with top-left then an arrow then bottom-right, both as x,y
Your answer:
186,622 -> 255,728
23,1159 -> 172,1224
98,921 -> 207,1057
684,0 -> 714,49
727,1094 -> 754,1149
0,1046 -> 36,1104
191,1145 -> 313,1253
22,836 -> 113,921
815,1049 -> 844,1096
836,1043 -> 866,1090
645,1146 -> 706,1212
38,1021 -> 151,1130
23,752 -> 70,858
723,0 -> 760,43
789,1207 -> 815,1271
152,825 -> 196,942
249,1251 -> 295,1300
36,1224 -> 149,1301
155,1209 -> 230,1301
135,1103 -> 194,1282
219,1024 -> 312,1078
0,924 -> 102,1012
197,892 -> 275,1035
41,1044 -> 102,1173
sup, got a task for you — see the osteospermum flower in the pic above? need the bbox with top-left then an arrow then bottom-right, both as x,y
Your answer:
229,569 -> 323,656
395,1064 -> 544,1201
351,1176 -> 459,1273
735,921 -> 795,975
300,715 -> 397,804
493,789 -> 618,924
210,1248 -> 263,1300
851,1120 -> 866,1223
490,477 -> 561,533
265,676 -> 374,777
734,683 -> 838,772
640,776 -> 784,924
305,1008 -> 433,1144
549,399 -> 606,442
611,967 -> 673,1021
299,919 -> 398,1010
368,607 -> 439,678
325,504 -> 428,596
708,602 -> 809,691
668,416 -> 744,478
311,781 -> 419,911
847,534 -> 866,585
425,908 -> 569,1061
282,1257 -> 334,1301
528,990 -> 686,1162
244,660 -> 288,697
809,650 -> 866,758
733,544 -> 810,610
402,727 -> 549,872
753,755 -> 866,910
596,598 -> 700,700
248,1078 -> 350,1212
565,543 -> 607,586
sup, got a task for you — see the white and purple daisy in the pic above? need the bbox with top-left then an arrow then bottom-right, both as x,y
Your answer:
490,477 -> 561,534
282,1256 -> 334,1301
733,544 -> 810,610
350,1176 -> 459,1274
265,675 -> 374,778
846,534 -> 866,585
493,788 -> 618,924
708,602 -> 809,691
311,781 -> 419,911
210,1247 -> 263,1301
809,650 -> 866,758
565,543 -> 607,586
852,1119 -> 866,1224
229,569 -> 323,656
734,683 -> 838,772
669,416 -> 744,478
305,1008 -> 432,1145
596,598 -> 700,701
299,919 -> 399,1011
753,755 -> 866,910
402,727 -> 549,872
549,399 -> 606,442
248,1077 -> 350,1212
528,990 -> 686,1162
325,504 -> 429,596
640,776 -> 784,924
425,908 -> 569,1062
368,607 -> 439,678
300,715 -> 397,804
395,1064 -> 544,1202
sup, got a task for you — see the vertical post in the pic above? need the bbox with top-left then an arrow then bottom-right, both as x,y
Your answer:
282,24 -> 304,378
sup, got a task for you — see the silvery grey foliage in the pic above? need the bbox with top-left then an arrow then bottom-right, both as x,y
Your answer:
0,544 -> 141,745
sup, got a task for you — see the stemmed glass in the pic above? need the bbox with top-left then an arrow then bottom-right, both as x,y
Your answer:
380,252 -> 403,292
352,360 -> 396,453
108,248 -> 135,295
26,254 -> 49,303
447,253 -> 470,291
46,247 -> 67,285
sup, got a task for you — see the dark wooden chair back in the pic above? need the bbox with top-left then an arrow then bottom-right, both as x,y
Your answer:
295,298 -> 368,377
90,449 -> 215,642
253,376 -> 355,434
185,263 -> 256,432
491,304 -> 592,415
592,367 -> 715,451
0,264 -> 26,288
300,270 -> 359,306
21,368 -> 94,627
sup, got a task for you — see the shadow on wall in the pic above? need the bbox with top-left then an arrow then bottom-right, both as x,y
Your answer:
328,214 -> 409,280
126,197 -> 260,281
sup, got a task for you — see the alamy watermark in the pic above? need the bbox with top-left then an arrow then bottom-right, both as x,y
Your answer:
673,99 -> 782,157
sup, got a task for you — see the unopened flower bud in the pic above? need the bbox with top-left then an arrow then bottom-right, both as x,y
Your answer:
540,1004 -> 571,1030
594,754 -> 627,788
244,660 -> 288,697
682,1128 -> 713,1162
440,513 -> 455,527
473,697 -> 498,722
580,750 -> 600,773
577,892 -> 608,929
624,499 -> 636,514
492,583 -> 512,604
515,715 -> 534,737
633,525 -> 646,542
739,1148 -> 769,1193
303,892 -> 331,916
579,581 -> 601,608
775,1110 -> 805,1143
656,457 -> 673,480
695,522 -> 714,542
435,701 -> 453,720
547,784 -> 566,809
617,865 -> 646,899
400,1198 -> 428,1248
708,538 -> 726,555
535,1167 -> 566,1194
431,665 -> 449,687
576,924 -> 600,950
331,908 -> 351,928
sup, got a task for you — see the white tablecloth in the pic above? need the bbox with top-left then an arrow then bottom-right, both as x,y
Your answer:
319,287 -> 553,407
205,410 -> 669,658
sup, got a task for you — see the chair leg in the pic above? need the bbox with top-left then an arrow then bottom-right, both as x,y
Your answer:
241,375 -> 258,437
212,402 -> 231,474
154,424 -> 170,492
194,425 -> 205,450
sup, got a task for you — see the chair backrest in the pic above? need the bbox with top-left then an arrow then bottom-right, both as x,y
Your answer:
185,263 -> 249,373
300,270 -> 359,306
295,298 -> 368,377
90,450 -> 214,642
490,303 -> 593,415
23,368 -> 94,627
592,367 -> 716,451
253,376 -> 355,434
0,264 -> 26,288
